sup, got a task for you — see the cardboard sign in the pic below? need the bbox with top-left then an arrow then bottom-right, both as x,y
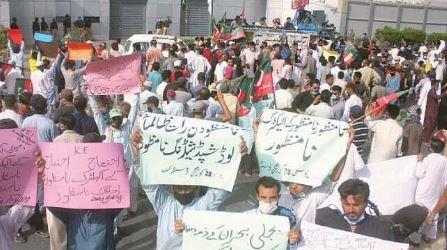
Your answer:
0,128 -> 38,206
41,143 -> 130,209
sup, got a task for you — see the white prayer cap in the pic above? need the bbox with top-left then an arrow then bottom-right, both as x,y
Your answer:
174,60 -> 182,67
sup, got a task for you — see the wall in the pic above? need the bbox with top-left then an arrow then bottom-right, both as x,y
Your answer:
346,0 -> 447,38
9,0 -> 110,43
146,0 -> 182,35
213,0 -> 267,25
0,0 -> 10,28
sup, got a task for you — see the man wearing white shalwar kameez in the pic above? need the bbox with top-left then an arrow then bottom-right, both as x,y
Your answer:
190,51 -> 211,89
416,77 -> 440,127
410,134 -> 447,245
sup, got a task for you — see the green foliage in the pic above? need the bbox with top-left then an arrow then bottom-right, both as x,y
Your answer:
374,26 -> 402,45
180,36 -> 195,45
401,27 -> 426,45
0,25 -> 7,49
427,32 -> 447,43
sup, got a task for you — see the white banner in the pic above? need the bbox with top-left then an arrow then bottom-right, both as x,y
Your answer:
321,156 -> 418,215
182,210 -> 290,250
355,156 -> 418,215
298,222 -> 408,249
139,113 -> 243,192
256,109 -> 349,187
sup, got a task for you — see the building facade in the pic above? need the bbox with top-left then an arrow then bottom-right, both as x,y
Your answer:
2,0 -> 265,42
1,0 -> 445,43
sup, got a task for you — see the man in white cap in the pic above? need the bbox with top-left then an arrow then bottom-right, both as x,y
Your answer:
88,89 -> 141,234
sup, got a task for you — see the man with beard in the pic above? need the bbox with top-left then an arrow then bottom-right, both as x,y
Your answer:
130,134 -> 248,250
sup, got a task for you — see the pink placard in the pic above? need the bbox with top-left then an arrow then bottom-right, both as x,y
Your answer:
86,54 -> 141,95
0,128 -> 37,206
40,143 -> 130,209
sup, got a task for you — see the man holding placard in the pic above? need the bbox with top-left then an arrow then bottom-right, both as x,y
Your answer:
132,112 -> 249,249
316,179 -> 394,241
46,133 -> 122,250
0,119 -> 47,250
245,176 -> 301,246
87,80 -> 141,233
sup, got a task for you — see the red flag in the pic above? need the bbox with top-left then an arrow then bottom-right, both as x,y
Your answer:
253,58 -> 274,101
237,76 -> 253,117
0,62 -> 14,76
7,29 -> 22,45
292,0 -> 309,9
371,90 -> 410,116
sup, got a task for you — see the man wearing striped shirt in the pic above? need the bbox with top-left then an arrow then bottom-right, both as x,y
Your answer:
349,105 -> 368,156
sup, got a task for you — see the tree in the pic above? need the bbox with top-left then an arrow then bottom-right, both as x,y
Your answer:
427,32 -> 447,43
374,27 -> 402,45
401,27 -> 426,45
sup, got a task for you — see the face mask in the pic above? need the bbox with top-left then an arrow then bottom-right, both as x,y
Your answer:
258,201 -> 278,214
331,94 -> 338,101
174,192 -> 195,205
291,192 -> 306,201
311,91 -> 319,97
343,212 -> 365,226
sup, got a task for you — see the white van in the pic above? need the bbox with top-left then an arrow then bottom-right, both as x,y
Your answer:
123,34 -> 182,55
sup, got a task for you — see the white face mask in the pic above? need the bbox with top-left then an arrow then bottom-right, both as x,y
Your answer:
258,201 -> 278,214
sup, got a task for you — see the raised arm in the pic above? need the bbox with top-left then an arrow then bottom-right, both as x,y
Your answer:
132,131 -> 171,215
87,95 -> 108,135
124,92 -> 141,134
216,90 -> 232,122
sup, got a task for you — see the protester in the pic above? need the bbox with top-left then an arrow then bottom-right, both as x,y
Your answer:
146,40 -> 163,72
164,89 -> 184,117
245,177 -> 300,246
292,76 -> 318,113
402,105 -> 423,156
305,90 -> 334,119
0,119 -> 46,250
0,94 -> 23,127
22,94 -> 59,142
366,104 -> 403,163
341,83 -> 362,122
53,89 -> 75,123
2,15 -> 447,249
316,179 -> 394,241
422,80 -> 447,143
330,85 -> 345,120
73,95 -> 98,135
275,78 -> 293,110
149,62 -> 163,94
8,40 -> 25,68
129,132 -> 247,250
61,52 -> 89,98
411,131 -> 447,246
278,128 -> 353,224
1,60 -> 22,95
349,105 -> 368,156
